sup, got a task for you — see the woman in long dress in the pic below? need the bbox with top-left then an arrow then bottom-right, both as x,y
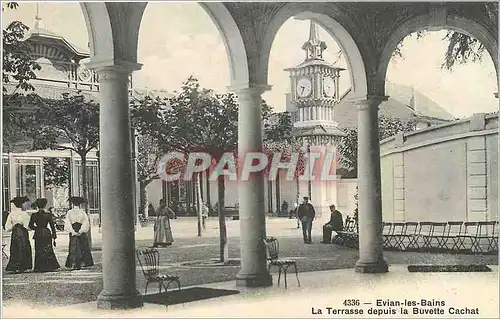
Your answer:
5,196 -> 33,273
64,197 -> 94,269
29,198 -> 60,272
153,199 -> 174,247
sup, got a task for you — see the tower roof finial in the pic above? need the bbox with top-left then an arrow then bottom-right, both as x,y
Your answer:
308,20 -> 319,45
34,2 -> 42,30
302,20 -> 327,61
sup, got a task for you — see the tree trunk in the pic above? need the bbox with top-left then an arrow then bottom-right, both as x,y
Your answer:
296,177 -> 300,204
139,181 -> 149,219
187,181 -> 192,215
206,171 -> 211,211
196,173 -> 203,237
217,175 -> 228,263
191,178 -> 198,216
80,154 -> 92,250
275,170 -> 280,215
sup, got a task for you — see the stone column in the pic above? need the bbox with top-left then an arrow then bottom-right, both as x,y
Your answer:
355,96 -> 389,274
496,93 -> 499,223
235,85 -> 272,287
89,62 -> 143,309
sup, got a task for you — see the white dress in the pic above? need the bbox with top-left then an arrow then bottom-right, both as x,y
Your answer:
5,206 -> 30,232
64,208 -> 94,268
64,209 -> 90,234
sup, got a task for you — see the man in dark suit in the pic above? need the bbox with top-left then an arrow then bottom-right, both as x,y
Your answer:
321,204 -> 344,244
297,197 -> 316,244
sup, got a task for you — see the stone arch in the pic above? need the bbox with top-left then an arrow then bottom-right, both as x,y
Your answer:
79,3 -> 114,59
80,3 -> 249,85
259,4 -> 368,100
377,13 -> 499,94
137,2 -> 249,86
198,3 -> 249,86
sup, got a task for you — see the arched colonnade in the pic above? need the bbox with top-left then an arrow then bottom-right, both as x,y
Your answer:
78,2 -> 498,309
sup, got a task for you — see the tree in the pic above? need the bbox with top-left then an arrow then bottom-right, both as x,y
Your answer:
27,92 -> 99,248
264,111 -> 294,142
130,94 -> 169,218
2,2 -> 41,151
43,157 -> 70,190
140,76 -> 273,263
338,115 -> 416,177
263,111 -> 309,212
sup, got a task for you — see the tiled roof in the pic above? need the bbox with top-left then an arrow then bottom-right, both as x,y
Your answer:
334,82 -> 454,129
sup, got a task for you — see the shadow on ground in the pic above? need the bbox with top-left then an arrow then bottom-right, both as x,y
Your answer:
3,234 -> 497,307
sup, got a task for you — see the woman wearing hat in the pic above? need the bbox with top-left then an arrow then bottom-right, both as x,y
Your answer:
64,197 -> 94,269
4,196 -> 33,273
28,198 -> 60,272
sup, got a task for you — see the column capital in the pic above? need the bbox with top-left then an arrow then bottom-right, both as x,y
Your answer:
85,58 -> 142,77
227,82 -> 272,96
352,95 -> 389,110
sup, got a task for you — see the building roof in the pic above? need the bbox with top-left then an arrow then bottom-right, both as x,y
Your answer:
292,124 -> 346,137
333,82 -> 455,129
26,25 -> 90,62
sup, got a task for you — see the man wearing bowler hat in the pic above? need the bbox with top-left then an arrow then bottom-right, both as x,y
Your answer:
297,196 -> 316,244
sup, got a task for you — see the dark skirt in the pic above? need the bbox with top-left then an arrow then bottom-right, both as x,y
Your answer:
5,224 -> 33,273
33,228 -> 60,272
65,226 -> 94,269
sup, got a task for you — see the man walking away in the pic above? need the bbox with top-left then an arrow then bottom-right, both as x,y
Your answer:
321,204 -> 344,244
297,197 -> 316,244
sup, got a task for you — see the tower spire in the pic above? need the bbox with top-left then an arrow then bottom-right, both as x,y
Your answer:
34,2 -> 42,30
302,20 -> 327,61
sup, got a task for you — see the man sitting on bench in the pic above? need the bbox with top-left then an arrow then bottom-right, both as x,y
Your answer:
321,204 -> 343,244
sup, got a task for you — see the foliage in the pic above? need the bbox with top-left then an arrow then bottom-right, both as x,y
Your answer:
263,111 -> 307,178
338,115 -> 416,177
130,93 -> 169,186
134,76 -> 274,172
264,111 -> 294,142
2,3 -> 40,93
2,2 -> 41,151
394,3 -> 497,70
135,133 -> 162,186
393,30 -> 427,59
28,92 -> 99,155
442,31 -> 485,70
337,128 -> 358,177
43,157 -> 70,189
378,115 -> 416,140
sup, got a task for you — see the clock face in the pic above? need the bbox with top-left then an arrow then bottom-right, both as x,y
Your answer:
77,65 -> 92,82
323,76 -> 335,97
296,77 -> 312,98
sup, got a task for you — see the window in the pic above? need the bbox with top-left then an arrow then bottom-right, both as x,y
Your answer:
15,158 -> 43,202
74,159 -> 100,214
2,157 -> 9,212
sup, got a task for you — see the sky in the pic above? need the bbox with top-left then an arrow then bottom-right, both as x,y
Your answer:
3,2 -> 498,118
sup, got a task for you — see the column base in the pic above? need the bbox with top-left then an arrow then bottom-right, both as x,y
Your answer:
96,291 -> 143,310
354,260 -> 389,274
236,272 -> 273,287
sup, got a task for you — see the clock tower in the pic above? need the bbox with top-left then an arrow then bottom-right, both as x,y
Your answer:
285,20 -> 346,217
